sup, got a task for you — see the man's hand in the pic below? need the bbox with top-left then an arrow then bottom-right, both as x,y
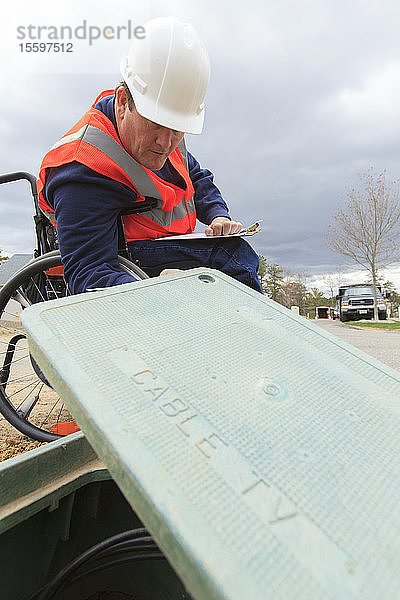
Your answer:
205,216 -> 243,236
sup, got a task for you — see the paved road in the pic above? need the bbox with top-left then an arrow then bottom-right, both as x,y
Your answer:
313,319 -> 400,373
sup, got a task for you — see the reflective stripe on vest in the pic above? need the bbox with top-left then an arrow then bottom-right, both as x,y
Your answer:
49,124 -> 195,226
177,139 -> 188,171
177,138 -> 195,214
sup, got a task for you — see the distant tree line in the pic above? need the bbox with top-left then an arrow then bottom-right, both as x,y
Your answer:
258,257 -> 329,317
257,257 -> 399,317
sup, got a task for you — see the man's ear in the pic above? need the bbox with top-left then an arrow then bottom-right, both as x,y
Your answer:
115,87 -> 129,120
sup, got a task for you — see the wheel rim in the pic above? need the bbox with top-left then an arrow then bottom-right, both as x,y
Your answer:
0,253 -> 71,441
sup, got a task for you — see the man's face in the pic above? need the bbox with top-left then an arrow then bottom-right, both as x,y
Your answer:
115,88 -> 184,170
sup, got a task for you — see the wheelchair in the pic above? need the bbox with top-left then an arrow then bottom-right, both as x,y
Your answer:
0,171 -> 173,442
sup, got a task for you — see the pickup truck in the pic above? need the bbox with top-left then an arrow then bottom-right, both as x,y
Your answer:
336,284 -> 387,322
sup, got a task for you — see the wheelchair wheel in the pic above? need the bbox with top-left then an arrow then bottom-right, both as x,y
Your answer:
0,251 -> 147,442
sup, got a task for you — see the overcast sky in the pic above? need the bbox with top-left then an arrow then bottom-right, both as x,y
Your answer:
1,0 -> 400,290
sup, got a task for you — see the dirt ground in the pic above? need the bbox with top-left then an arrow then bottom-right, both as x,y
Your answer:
0,436 -> 44,461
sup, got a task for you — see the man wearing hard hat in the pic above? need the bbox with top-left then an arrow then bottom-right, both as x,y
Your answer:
37,17 -> 262,294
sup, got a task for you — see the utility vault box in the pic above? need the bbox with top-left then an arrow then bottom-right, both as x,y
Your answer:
21,268 -> 400,600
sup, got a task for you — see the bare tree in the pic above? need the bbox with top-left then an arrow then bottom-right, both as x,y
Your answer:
279,269 -> 309,314
326,168 -> 400,319
320,269 -> 349,305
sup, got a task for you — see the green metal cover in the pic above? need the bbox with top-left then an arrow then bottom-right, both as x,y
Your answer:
21,268 -> 400,600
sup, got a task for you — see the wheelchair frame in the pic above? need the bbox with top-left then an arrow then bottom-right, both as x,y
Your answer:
0,171 -> 157,441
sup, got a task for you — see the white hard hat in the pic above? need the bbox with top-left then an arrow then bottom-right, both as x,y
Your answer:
120,16 -> 210,134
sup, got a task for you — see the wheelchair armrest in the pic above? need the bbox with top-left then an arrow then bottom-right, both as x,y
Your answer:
119,196 -> 159,215
117,197 -> 158,261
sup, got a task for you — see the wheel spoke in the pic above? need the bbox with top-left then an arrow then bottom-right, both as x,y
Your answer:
24,277 -> 47,303
2,353 -> 31,369
6,379 -> 42,400
39,396 -> 65,428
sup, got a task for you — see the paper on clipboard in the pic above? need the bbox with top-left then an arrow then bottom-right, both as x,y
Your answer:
152,220 -> 263,242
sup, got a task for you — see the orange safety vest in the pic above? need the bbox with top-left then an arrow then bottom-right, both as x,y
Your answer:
37,90 -> 196,241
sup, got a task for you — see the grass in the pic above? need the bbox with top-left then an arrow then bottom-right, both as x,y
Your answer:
346,321 -> 400,330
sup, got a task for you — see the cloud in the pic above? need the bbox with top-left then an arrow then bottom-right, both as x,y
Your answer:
1,0 -> 400,289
